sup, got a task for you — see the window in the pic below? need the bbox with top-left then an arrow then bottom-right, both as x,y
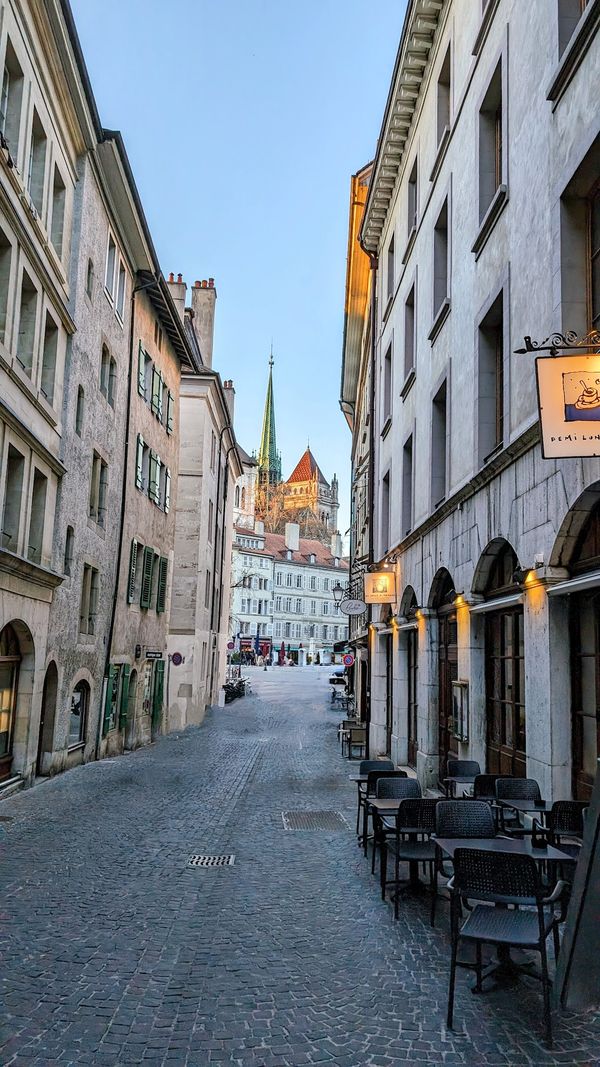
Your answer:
151,366 -> 162,417
40,313 -> 58,404
64,525 -> 74,576
404,283 -> 415,380
79,564 -> 99,635
50,166 -> 65,259
402,434 -> 413,536
116,261 -> 126,321
208,499 -> 214,542
309,553 -> 316,565
2,444 -> 25,550
323,578 -> 329,591
296,574 -> 302,588
275,596 -> 282,611
0,40 -> 24,160
140,547 -> 156,609
310,575 -> 316,590
164,467 -> 171,514
286,573 -> 293,587
135,434 -> 148,491
437,45 -> 451,145
137,342 -> 152,398
478,291 -> 504,463
27,110 -> 46,215
154,320 -> 163,351
0,227 -> 11,342
284,596 -> 292,612
68,681 -> 89,746
323,601 -> 329,616
431,379 -> 447,508
16,270 -> 38,377
89,452 -> 108,527
295,598 -> 302,614
381,470 -> 390,553
274,622 -> 282,638
433,198 -> 449,320
156,557 -> 168,613
276,572 -> 282,586
479,60 -> 503,221
382,344 -> 392,425
589,183 -> 600,331
165,391 -> 174,434
27,468 -> 47,563
127,539 -> 141,603
310,599 -> 316,615
558,0 -> 590,56
210,431 -> 217,472
201,641 -> 208,677
75,386 -> 84,436
105,234 -> 116,297
99,345 -> 115,404
386,234 -> 395,302
205,569 -> 211,609
85,258 -> 94,299
407,157 -> 418,237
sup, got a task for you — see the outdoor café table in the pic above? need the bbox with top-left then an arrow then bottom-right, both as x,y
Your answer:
496,798 -> 550,832
443,775 -> 477,798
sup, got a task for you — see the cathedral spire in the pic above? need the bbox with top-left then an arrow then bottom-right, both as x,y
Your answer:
257,351 -> 282,486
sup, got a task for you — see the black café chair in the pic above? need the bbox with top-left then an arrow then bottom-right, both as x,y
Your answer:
371,777 -> 421,873
547,800 -> 587,878
384,798 -> 439,925
469,773 -> 501,801
445,759 -> 481,797
447,848 -> 567,1047
495,777 -> 542,834
354,759 -> 394,834
435,799 -> 497,883
347,726 -> 367,760
358,769 -> 408,843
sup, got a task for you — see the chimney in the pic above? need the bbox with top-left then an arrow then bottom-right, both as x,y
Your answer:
330,532 -> 343,559
284,522 -> 300,552
165,272 -> 187,324
255,520 -> 264,535
223,379 -> 235,420
190,278 -> 217,367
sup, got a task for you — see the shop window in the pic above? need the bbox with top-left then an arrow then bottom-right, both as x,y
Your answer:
478,291 -> 504,463
26,109 -> 46,215
16,270 -> 37,377
68,681 -> 89,746
50,166 -> 65,259
40,313 -> 58,405
27,468 -> 47,563
431,379 -> 447,508
0,226 -> 12,342
2,444 -> 25,551
0,39 -> 24,161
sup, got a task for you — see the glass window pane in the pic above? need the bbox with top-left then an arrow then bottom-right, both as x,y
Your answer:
0,661 -> 16,757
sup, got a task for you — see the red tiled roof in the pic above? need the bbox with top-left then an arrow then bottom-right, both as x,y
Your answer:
263,532 -> 348,569
286,448 -> 329,486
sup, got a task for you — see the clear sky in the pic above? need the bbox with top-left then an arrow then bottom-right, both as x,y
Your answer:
70,0 -> 406,537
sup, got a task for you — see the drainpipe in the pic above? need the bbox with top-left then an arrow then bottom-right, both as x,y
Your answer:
95,275 -> 157,762
365,253 -> 379,760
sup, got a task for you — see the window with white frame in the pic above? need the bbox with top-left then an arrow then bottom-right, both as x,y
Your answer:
1,39 -> 24,162
27,109 -> 46,215
104,233 -> 116,299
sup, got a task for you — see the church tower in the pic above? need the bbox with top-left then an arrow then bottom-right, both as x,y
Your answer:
255,354 -> 282,521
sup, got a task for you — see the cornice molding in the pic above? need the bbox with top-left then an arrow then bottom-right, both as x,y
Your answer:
360,0 -> 445,254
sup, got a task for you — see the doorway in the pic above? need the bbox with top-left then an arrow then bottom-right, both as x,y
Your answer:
438,610 -> 458,778
37,662 -> 58,776
385,634 -> 393,757
407,628 -> 418,768
0,624 -> 21,782
124,669 -> 138,750
570,592 -> 600,801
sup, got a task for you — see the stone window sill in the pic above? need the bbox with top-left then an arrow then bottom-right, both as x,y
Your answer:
67,741 -> 85,753
546,0 -> 600,106
401,368 -> 416,401
401,225 -> 417,266
429,126 -> 450,185
428,298 -> 451,344
471,185 -> 508,259
472,0 -> 501,57
382,294 -> 393,323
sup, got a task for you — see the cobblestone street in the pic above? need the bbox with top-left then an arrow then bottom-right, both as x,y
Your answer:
1,668 -> 599,1067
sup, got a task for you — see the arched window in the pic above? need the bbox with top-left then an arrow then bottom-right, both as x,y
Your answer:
234,485 -> 240,508
68,680 -> 89,747
0,624 -> 20,773
241,487 -> 246,509
485,541 -> 519,597
570,498 -> 600,573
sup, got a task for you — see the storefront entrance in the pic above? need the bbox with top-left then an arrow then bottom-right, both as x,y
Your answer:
0,624 -> 20,782
385,634 -> 393,757
407,628 -> 418,768
570,591 -> 600,802
438,611 -> 458,776
482,542 -> 525,777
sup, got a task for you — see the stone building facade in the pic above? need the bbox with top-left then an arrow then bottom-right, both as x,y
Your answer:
342,0 -> 600,801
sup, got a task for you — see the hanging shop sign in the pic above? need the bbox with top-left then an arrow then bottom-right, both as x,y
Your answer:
516,331 -> 600,458
339,598 -> 367,615
364,571 -> 396,604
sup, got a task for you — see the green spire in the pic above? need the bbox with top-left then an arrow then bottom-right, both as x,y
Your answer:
257,350 -> 281,486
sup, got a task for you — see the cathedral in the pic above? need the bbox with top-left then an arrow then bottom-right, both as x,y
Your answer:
253,357 -> 339,544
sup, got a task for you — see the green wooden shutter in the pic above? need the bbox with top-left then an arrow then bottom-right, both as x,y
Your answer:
149,452 -> 160,503
137,341 -> 145,396
140,546 -> 154,608
151,367 -> 161,414
156,556 -> 168,613
157,374 -> 164,421
135,435 -> 144,489
102,664 -> 116,736
166,391 -> 174,434
164,468 -> 171,514
152,660 -> 165,728
118,664 -> 131,730
127,539 -> 140,603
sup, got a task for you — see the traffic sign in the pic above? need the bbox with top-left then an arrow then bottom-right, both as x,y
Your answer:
227,641 -> 235,651
343,653 -> 355,667
171,652 -> 183,667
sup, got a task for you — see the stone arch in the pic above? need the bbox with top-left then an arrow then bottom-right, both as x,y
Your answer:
399,584 -> 418,617
37,660 -> 58,776
428,567 -> 455,609
550,479 -> 600,568
472,537 -> 519,596
0,620 -> 35,782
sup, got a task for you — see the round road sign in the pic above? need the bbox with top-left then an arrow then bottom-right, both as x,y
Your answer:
171,652 -> 183,666
343,653 -> 355,667
227,641 -> 235,651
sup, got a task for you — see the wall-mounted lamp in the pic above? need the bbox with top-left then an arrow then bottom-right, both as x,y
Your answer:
445,588 -> 464,605
332,580 -> 346,604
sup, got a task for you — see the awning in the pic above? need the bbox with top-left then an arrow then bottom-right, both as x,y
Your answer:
333,640 -> 350,653
547,570 -> 600,596
470,593 -> 524,614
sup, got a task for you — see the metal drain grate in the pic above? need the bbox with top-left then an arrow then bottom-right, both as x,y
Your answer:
282,810 -> 350,831
188,854 -> 235,868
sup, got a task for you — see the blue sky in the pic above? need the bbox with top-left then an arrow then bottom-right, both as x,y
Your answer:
70,0 -> 406,535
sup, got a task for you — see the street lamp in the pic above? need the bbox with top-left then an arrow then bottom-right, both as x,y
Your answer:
332,580 -> 346,604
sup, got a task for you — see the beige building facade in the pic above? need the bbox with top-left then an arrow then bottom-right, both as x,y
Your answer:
342,0 -> 600,802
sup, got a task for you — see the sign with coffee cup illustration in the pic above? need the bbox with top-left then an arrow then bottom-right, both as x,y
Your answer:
536,354 -> 600,458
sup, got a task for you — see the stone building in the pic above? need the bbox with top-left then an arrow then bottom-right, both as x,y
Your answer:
341,0 -> 600,800
167,277 -> 242,728
0,0 -> 83,789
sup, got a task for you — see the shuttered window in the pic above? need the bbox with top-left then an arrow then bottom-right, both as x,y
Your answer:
166,391 -> 174,434
164,468 -> 171,513
127,539 -> 140,603
137,341 -> 146,396
135,434 -> 144,489
148,451 -> 161,503
151,367 -> 161,415
156,556 -> 168,613
140,546 -> 155,608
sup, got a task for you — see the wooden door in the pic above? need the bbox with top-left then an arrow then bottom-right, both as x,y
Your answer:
570,592 -> 600,802
485,608 -> 526,777
438,611 -> 458,778
407,629 -> 418,767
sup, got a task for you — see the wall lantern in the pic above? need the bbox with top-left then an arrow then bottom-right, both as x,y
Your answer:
364,570 -> 397,604
516,330 -> 600,458
332,581 -> 345,603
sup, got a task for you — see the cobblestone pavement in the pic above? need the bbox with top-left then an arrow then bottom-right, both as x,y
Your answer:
1,667 -> 599,1067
